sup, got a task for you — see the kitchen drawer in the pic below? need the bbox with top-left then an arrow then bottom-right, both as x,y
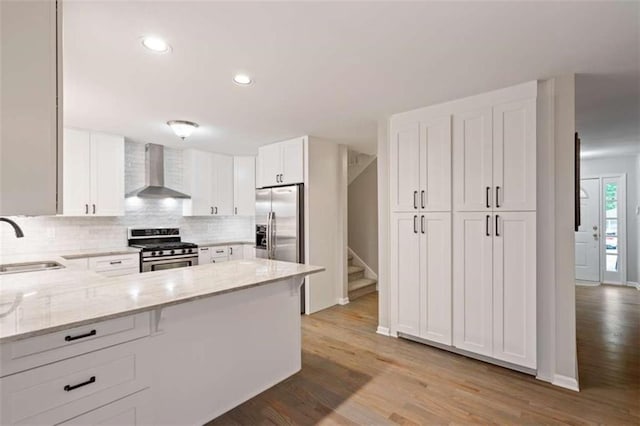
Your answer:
98,267 -> 139,277
0,312 -> 150,377
0,340 -> 150,425
89,254 -> 139,272
60,389 -> 152,426
210,247 -> 228,258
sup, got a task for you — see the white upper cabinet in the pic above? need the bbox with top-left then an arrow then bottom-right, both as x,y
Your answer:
257,137 -> 305,188
453,107 -> 493,212
493,99 -> 537,211
233,156 -> 256,216
421,116 -> 452,212
390,123 -> 421,212
492,211 -> 536,368
63,129 -> 124,216
212,153 -> 234,216
183,150 -> 213,216
183,150 -> 235,216
1,0 -> 61,216
390,116 -> 451,212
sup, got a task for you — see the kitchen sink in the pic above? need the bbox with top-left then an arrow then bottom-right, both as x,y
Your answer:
0,261 -> 65,275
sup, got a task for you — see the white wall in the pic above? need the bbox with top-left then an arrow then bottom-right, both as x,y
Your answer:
304,138 -> 348,313
0,142 -> 254,255
377,118 -> 391,335
581,155 -> 639,283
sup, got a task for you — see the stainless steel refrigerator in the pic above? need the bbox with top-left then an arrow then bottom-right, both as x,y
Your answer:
255,184 -> 305,312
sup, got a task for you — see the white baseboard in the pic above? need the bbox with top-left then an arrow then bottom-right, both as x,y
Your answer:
576,280 -> 600,287
337,297 -> 350,305
626,281 -> 639,290
552,374 -> 580,392
376,326 -> 390,336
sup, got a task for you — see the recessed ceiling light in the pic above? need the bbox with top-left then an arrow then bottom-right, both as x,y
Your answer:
142,36 -> 170,53
167,120 -> 199,140
233,74 -> 252,85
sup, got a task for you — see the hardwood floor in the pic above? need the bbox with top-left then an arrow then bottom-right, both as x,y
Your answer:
209,285 -> 639,425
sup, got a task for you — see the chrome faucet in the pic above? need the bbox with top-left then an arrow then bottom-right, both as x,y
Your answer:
0,218 -> 24,238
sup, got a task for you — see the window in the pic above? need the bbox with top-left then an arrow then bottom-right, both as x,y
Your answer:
604,182 -> 619,273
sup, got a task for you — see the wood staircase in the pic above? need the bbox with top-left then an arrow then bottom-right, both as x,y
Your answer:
347,253 -> 377,301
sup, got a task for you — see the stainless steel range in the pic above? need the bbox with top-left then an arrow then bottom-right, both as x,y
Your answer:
128,227 -> 198,273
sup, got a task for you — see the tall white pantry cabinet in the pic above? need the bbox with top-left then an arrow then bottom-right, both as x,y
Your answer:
389,81 -> 537,371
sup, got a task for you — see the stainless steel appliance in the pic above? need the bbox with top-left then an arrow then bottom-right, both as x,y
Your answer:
128,227 -> 198,273
255,184 -> 305,312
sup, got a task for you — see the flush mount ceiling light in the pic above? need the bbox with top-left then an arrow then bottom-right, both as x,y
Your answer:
167,120 -> 199,140
141,36 -> 171,53
233,74 -> 253,85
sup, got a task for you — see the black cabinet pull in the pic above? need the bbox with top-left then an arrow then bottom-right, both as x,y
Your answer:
413,215 -> 418,234
210,207 -> 214,214
64,376 -> 96,392
486,187 -> 491,208
495,215 -> 500,237
413,191 -> 418,209
214,206 -> 218,214
234,207 -> 238,215
200,247 -> 209,251
421,190 -> 425,209
85,204 -> 88,214
92,204 -> 96,214
486,215 -> 491,236
109,260 -> 122,265
230,247 -> 233,255
496,186 -> 501,208
421,215 -> 425,234
65,329 -> 96,342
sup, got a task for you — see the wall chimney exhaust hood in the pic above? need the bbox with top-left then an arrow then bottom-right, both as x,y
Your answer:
126,143 -> 190,199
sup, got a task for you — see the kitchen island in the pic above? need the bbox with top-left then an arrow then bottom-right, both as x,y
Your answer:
0,259 -> 323,425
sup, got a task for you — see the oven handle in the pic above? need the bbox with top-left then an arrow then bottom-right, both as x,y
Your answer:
141,255 -> 199,263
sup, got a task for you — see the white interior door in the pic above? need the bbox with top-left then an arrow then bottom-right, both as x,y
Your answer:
575,178 -> 600,282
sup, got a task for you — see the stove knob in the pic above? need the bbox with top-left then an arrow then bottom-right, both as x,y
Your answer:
181,249 -> 186,254
151,251 -> 156,256
188,248 -> 193,254
170,249 -> 175,255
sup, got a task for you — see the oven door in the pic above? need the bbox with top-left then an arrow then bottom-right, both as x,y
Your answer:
142,256 -> 198,273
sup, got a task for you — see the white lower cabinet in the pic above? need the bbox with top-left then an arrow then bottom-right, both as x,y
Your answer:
0,339 -> 150,425
228,244 -> 243,261
62,253 -> 140,277
391,212 -> 452,345
60,390 -> 152,426
453,211 -> 536,368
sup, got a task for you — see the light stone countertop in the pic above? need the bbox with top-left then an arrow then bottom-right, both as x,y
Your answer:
0,259 -> 324,343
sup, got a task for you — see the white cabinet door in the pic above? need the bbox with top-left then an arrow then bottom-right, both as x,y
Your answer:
390,122 -> 421,212
212,153 -> 233,216
228,245 -> 244,261
453,212 -> 493,357
419,213 -> 452,345
493,212 -> 536,368
257,144 -> 281,188
63,129 -> 91,216
198,247 -> 212,264
391,213 -> 421,336
233,156 -> 255,216
183,150 -> 213,216
453,107 -> 493,211
280,137 -> 304,185
90,133 -> 124,216
493,99 -> 536,211
1,0 -> 60,216
421,116 -> 451,212
60,390 -> 152,426
242,245 -> 256,259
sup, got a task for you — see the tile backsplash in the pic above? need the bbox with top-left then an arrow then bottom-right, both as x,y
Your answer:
0,141 -> 254,256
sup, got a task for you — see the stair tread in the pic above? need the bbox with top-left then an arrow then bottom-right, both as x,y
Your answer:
348,277 -> 377,291
348,265 -> 364,274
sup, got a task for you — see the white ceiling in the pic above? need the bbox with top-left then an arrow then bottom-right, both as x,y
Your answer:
63,1 -> 639,156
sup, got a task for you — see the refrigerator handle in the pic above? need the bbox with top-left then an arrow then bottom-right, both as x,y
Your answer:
271,212 -> 277,259
266,211 -> 272,259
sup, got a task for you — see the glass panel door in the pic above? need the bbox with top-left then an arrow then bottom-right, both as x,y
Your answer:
602,177 -> 625,284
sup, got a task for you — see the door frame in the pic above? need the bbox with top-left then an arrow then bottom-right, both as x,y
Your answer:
582,173 -> 627,285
